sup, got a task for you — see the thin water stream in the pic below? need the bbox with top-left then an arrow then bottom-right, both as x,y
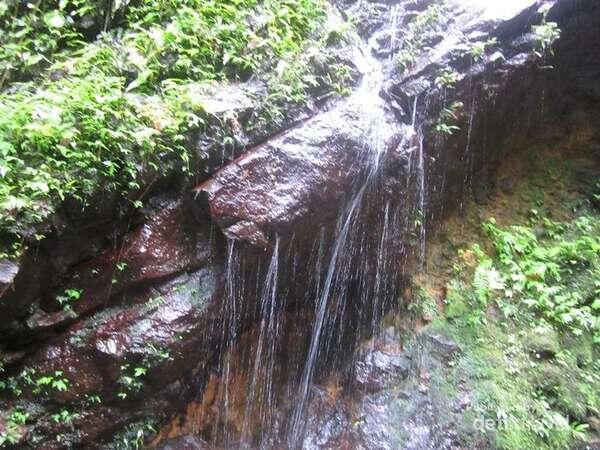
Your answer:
211,2 -> 429,447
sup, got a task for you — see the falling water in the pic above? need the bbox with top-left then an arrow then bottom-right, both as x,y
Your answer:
212,239 -> 242,444
371,201 -> 391,336
461,96 -> 477,208
389,4 -> 402,60
241,237 -> 280,448
288,183 -> 368,447
209,2 -> 419,447
287,17 -> 400,445
417,133 -> 427,265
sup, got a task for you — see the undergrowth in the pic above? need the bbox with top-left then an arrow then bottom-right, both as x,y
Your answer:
437,210 -> 599,449
0,0 -> 352,258
409,145 -> 600,449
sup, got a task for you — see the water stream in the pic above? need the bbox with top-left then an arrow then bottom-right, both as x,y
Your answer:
212,3 -> 427,447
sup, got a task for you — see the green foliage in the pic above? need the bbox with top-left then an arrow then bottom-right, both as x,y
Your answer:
51,408 -> 78,424
0,0 -> 340,258
481,217 -> 599,340
440,210 -> 600,449
0,367 -> 71,401
113,419 -> 157,449
56,288 -> 82,310
0,73 -> 189,241
35,370 -> 70,393
465,37 -> 498,62
0,0 -> 109,88
435,100 -> 463,136
0,409 -> 29,445
117,344 -> 171,399
408,287 -> 439,321
117,364 -> 145,399
532,22 -> 561,58
0,367 -> 36,396
119,0 -> 326,88
531,7 -> 561,59
435,68 -> 459,89
394,2 -> 445,74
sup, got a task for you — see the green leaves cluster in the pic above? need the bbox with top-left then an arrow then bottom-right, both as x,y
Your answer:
481,216 -> 599,340
465,37 -> 499,62
0,74 -> 190,242
0,367 -> 70,397
441,212 -> 599,449
0,409 -> 29,445
435,68 -> 459,89
532,19 -> 561,59
0,0 -> 331,258
111,0 -> 327,89
451,215 -> 599,341
435,100 -> 463,136
0,0 -> 108,88
394,2 -> 445,74
117,344 -> 171,399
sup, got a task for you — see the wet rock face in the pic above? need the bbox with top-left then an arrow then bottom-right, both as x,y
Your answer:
2,267 -> 223,448
2,199 -> 213,342
0,197 -> 226,448
2,0 -> 599,448
301,330 -> 482,450
197,98 -> 404,248
154,435 -> 212,450
0,259 -> 18,297
384,0 -> 600,224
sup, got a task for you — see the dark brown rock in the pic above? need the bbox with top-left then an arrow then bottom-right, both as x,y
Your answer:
196,93 -> 404,248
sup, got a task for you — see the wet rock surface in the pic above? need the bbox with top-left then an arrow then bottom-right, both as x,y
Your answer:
301,329 -> 481,450
197,102 -> 403,247
1,0 -> 599,448
0,259 -> 18,297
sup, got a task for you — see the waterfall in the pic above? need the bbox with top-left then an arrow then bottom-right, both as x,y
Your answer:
212,239 -> 243,444
288,182 -> 368,447
241,237 -> 280,448
287,17 -> 404,446
208,2 -> 417,447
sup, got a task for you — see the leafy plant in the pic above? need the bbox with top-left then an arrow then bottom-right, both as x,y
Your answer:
113,419 -> 157,449
466,37 -> 498,62
440,213 -> 599,449
0,421 -> 22,446
117,345 -> 171,399
435,68 -> 459,89
408,287 -> 439,321
394,2 -> 445,74
435,101 -> 463,135
0,0 -> 346,259
481,216 -> 599,339
0,367 -> 36,396
531,7 -> 561,60
0,0 -> 110,88
35,370 -> 70,393
51,408 -> 77,424
56,288 -> 82,310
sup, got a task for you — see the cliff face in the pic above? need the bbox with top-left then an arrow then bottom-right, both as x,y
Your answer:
0,0 -> 599,448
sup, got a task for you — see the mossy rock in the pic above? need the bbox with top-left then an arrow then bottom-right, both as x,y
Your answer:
525,326 -> 560,360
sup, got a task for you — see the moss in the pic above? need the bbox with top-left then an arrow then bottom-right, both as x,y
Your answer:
412,141 -> 600,449
525,327 -> 561,359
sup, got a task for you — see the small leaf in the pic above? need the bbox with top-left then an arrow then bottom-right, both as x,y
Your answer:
44,11 -> 66,28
